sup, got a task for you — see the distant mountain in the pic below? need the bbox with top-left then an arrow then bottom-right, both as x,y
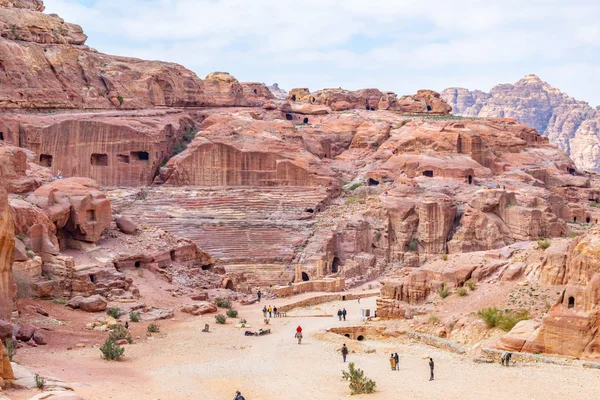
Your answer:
266,83 -> 288,99
442,75 -> 600,172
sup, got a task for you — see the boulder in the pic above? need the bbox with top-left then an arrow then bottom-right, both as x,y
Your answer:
180,303 -> 217,316
115,216 -> 138,235
26,392 -> 84,400
140,309 -> 174,321
0,320 -> 12,342
15,324 -> 35,342
32,330 -> 47,346
67,295 -> 107,312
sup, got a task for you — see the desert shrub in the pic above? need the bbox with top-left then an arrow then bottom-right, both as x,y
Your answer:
407,239 -> 418,251
342,362 -> 377,395
100,338 -> 124,361
465,279 -> 477,291
226,309 -> 238,318
345,196 -> 363,205
129,311 -> 140,322
109,324 -> 132,344
537,237 -> 551,250
498,310 -> 530,332
107,306 -> 121,319
215,314 -> 227,324
348,183 -> 362,191
215,297 -> 232,309
52,297 -> 67,305
428,314 -> 440,324
6,338 -> 16,361
117,95 -> 124,105
437,283 -> 450,299
147,323 -> 160,333
441,253 -> 448,261
34,373 -> 46,389
478,307 -> 502,328
457,287 -> 467,297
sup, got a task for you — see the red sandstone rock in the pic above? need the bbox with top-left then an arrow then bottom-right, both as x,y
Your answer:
29,178 -> 111,243
203,72 -> 245,107
67,295 -> 107,312
116,216 -> 138,235
0,0 -> 44,11
15,323 -> 35,341
0,166 -> 14,320
180,303 -> 217,316
0,320 -> 12,341
32,329 -> 47,345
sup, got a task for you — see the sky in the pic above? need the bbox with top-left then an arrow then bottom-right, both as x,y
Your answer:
44,0 -> 600,106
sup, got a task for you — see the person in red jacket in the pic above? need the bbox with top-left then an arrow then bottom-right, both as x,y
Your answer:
295,326 -> 303,344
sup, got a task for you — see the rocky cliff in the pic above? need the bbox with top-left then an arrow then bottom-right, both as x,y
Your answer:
442,75 -> 600,172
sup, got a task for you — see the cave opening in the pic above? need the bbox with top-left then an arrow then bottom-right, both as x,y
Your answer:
427,105 -> 432,111
303,117 -> 309,124
86,209 -> 96,222
332,257 -> 342,273
356,335 -> 365,341
568,296 -> 575,309
587,216 -> 591,223
423,170 -> 434,178
90,153 -> 108,166
39,154 -> 53,167
574,216 -> 577,223
285,113 -> 293,121
468,175 -> 473,185
291,95 -> 296,101
131,151 -> 150,161
569,168 -> 576,175
135,261 -> 141,268
201,265 -> 212,271
305,208 -> 314,214
117,154 -> 130,164
0,132 -> 4,141
170,250 -> 176,260
368,178 -> 380,186
225,280 -> 234,290
301,272 -> 309,282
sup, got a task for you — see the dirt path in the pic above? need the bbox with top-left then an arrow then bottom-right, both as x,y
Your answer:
7,291 -> 600,400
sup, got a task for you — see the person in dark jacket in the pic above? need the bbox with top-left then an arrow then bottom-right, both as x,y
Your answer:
342,308 -> 347,321
337,309 -> 343,321
429,358 -> 435,381
394,353 -> 399,370
341,344 -> 349,362
257,290 -> 262,302
234,390 -> 245,400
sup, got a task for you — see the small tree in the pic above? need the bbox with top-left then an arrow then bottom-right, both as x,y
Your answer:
129,311 -> 140,322
226,309 -> 238,318
342,363 -> 376,395
100,338 -> 124,361
109,324 -> 133,344
34,373 -> 46,389
437,283 -> 450,299
215,297 -> 232,309
147,323 -> 160,333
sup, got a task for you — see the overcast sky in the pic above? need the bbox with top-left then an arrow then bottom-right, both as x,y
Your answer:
44,0 -> 600,106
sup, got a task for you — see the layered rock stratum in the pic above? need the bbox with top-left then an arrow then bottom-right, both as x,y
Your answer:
442,75 -> 600,172
1,0 -> 600,365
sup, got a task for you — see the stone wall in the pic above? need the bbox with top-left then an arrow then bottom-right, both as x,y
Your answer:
272,278 -> 345,297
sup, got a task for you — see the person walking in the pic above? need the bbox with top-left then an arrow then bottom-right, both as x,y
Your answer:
389,354 -> 396,371
341,344 -> 349,362
296,325 -> 303,344
268,305 -> 273,318
429,358 -> 435,381
262,306 -> 267,318
234,390 -> 245,400
273,306 -> 278,318
337,309 -> 342,321
257,290 -> 262,302
342,308 -> 347,321
357,296 -> 361,304
394,353 -> 399,370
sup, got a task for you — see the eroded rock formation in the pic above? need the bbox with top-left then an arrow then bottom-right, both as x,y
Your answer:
0,168 -> 14,320
442,74 -> 600,172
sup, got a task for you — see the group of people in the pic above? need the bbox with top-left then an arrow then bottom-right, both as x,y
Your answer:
389,353 -> 400,370
336,308 -> 348,321
262,305 -> 281,318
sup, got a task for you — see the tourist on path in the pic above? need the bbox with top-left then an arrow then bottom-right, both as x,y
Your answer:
262,306 -> 267,318
501,352 -> 512,367
357,296 -> 361,304
268,305 -> 273,318
235,390 -> 245,400
257,290 -> 262,302
273,306 -> 278,318
394,353 -> 399,370
342,308 -> 347,321
389,354 -> 396,371
337,309 -> 342,321
295,325 -> 303,344
341,344 -> 349,362
429,358 -> 435,381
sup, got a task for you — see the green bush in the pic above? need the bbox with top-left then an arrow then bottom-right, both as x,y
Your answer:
215,297 -> 232,309
34,373 -> 46,389
342,362 -> 377,395
465,279 -> 477,291
51,297 -> 67,305
348,183 -> 362,191
109,324 -> 132,344
437,283 -> 450,299
226,309 -> 238,318
457,287 -> 467,297
441,253 -> 448,261
478,307 -> 502,328
147,323 -> 160,333
537,237 -> 550,250
407,239 -> 418,251
117,95 -> 124,105
215,314 -> 227,324
107,306 -> 121,319
100,338 -> 124,361
129,311 -> 140,322
498,310 -> 530,332
6,338 -> 16,361
477,308 -> 530,331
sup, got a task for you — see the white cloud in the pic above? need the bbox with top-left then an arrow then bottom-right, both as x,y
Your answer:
43,0 -> 600,105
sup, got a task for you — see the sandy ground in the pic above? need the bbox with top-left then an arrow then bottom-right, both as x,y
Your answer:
5,286 -> 600,400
